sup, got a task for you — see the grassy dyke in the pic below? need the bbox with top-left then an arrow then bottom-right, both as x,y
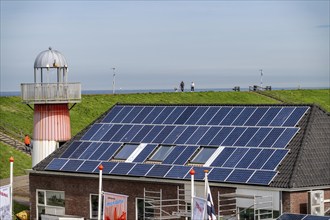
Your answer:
261,89 -> 330,112
0,142 -> 32,179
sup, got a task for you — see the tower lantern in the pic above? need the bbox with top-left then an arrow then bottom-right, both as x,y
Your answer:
21,47 -> 81,166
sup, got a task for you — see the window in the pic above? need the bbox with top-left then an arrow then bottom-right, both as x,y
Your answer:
114,144 -> 138,160
36,190 -> 65,220
90,194 -> 103,219
191,147 -> 216,164
136,198 -> 154,220
149,145 -> 173,162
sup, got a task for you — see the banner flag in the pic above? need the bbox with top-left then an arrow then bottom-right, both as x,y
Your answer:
205,171 -> 216,220
193,196 -> 206,219
0,184 -> 11,220
103,192 -> 128,220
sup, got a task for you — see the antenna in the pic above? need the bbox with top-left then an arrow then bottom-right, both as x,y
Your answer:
259,69 -> 263,89
112,67 -> 116,94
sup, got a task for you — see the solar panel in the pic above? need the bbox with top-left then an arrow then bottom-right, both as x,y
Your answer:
185,107 -> 209,125
163,107 -> 186,124
197,107 -> 220,125
61,141 -> 82,158
174,106 -> 197,124
46,104 -> 309,186
101,124 -> 123,141
101,106 -> 124,123
110,125 -> 133,142
283,107 -> 308,126
128,163 -> 154,176
235,148 -> 262,169
234,127 -> 259,147
142,107 -> 164,124
257,107 -> 281,126
273,128 -> 298,148
112,106 -> 134,123
98,143 -> 121,161
162,146 -> 186,164
146,164 -> 172,177
262,149 -> 288,170
132,106 -> 154,123
162,126 -> 186,144
152,107 -> 175,124
165,166 -> 191,179
208,107 -> 232,125
210,147 -> 235,167
81,124 -> 102,140
90,124 -> 113,141
152,126 -> 175,143
247,170 -> 276,185
122,106 -> 143,123
141,126 -> 164,143
209,127 -> 234,146
131,125 -> 154,143
70,142 -> 91,159
248,149 -> 274,169
77,160 -> 100,173
208,168 -> 232,182
110,163 -> 135,175
185,126 -> 209,145
61,159 -> 84,172
197,127 -> 221,146
132,144 -> 157,163
46,158 -> 68,170
244,107 -> 268,126
220,107 -> 244,125
269,107 -> 295,126
175,126 -> 198,144
226,169 -> 254,183
79,142 -> 101,159
232,107 -> 256,126
223,148 -> 249,168
173,146 -> 199,165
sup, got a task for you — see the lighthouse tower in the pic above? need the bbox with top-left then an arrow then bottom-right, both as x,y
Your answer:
21,47 -> 81,166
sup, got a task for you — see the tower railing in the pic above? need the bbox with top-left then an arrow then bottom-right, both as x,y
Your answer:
21,83 -> 81,104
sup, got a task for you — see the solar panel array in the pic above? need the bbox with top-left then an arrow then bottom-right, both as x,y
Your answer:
45,105 -> 309,186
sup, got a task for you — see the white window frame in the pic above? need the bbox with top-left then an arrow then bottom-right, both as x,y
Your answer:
90,194 -> 103,219
36,189 -> 65,220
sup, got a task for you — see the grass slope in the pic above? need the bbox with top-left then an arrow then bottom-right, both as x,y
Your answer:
0,142 -> 32,179
261,89 -> 330,112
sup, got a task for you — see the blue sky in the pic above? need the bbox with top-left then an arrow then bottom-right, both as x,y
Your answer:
1,1 -> 329,91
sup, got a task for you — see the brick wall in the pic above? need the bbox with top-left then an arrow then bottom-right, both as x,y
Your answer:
282,189 -> 330,214
30,173 -> 237,220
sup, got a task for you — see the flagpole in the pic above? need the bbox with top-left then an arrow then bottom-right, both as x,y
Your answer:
190,169 -> 195,220
204,170 -> 208,220
98,164 -> 104,220
9,157 -> 14,218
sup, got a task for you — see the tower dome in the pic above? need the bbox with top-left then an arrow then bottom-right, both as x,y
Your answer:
34,47 -> 68,68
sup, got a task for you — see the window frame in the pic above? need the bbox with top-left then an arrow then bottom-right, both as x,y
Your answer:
113,143 -> 139,160
190,146 -> 217,164
148,145 -> 174,162
36,189 -> 65,220
90,194 -> 103,219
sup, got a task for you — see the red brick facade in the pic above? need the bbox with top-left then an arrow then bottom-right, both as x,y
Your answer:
30,173 -> 330,219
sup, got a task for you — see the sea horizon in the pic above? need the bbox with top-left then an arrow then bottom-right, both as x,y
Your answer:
0,86 -> 328,97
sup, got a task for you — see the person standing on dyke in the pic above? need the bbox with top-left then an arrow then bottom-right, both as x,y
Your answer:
24,134 -> 31,153
191,82 -> 195,92
180,81 -> 184,92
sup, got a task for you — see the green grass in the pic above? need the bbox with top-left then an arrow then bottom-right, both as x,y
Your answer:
261,89 -> 330,112
0,142 -> 32,179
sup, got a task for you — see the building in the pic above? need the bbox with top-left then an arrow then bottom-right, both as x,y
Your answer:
30,104 -> 330,219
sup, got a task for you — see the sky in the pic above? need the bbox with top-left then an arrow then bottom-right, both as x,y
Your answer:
1,1 -> 329,92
